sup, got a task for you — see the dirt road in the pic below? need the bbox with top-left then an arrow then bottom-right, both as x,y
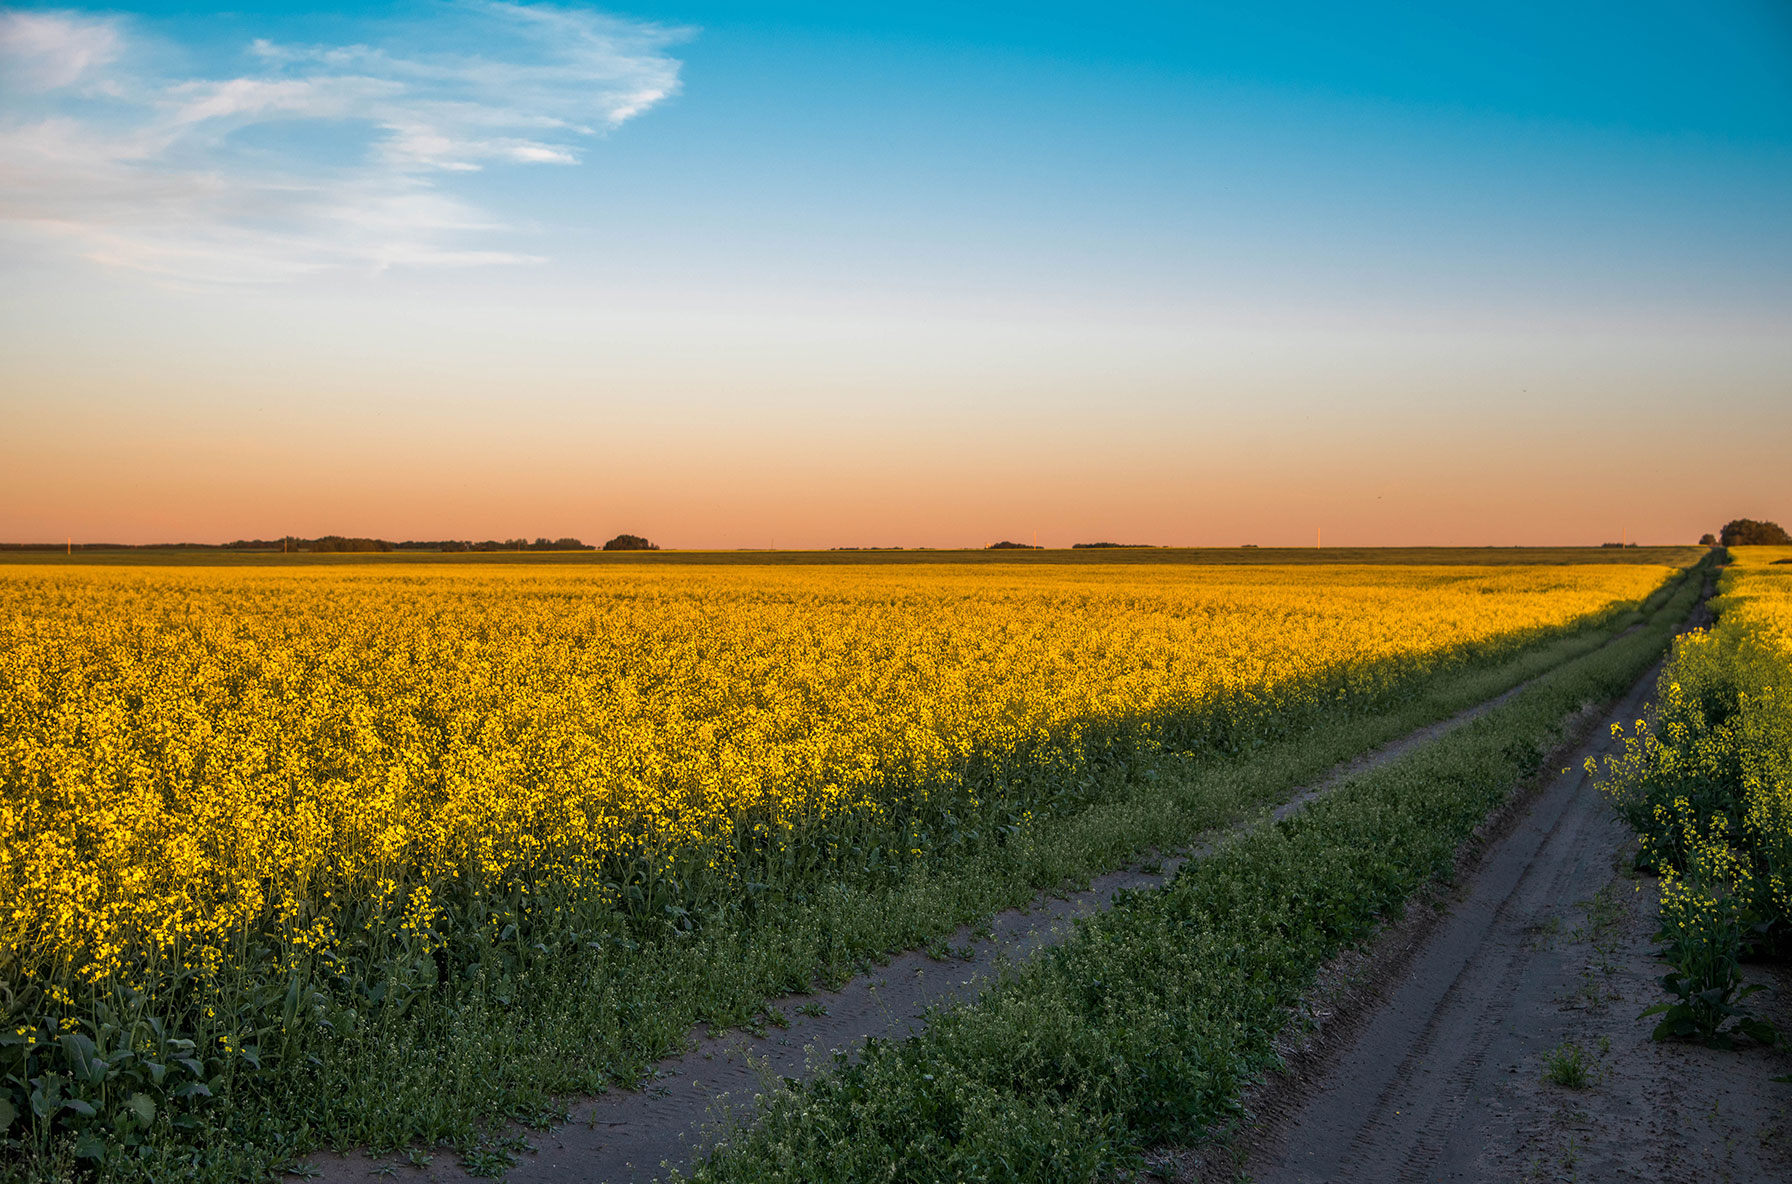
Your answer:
1230,594 -> 1792,1184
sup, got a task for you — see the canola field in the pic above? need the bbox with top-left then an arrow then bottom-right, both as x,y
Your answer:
0,559 -> 1680,1170
1594,547 -> 1792,1044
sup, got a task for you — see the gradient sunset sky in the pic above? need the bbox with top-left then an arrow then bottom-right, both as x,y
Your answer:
3,1 -> 1789,548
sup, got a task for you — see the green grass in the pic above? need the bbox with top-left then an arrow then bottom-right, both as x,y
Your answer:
670,570 -> 1699,1183
2,568 -> 1701,1183
1542,1041 -> 1594,1089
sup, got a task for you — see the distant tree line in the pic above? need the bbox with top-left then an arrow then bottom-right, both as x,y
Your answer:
1719,519 -> 1790,546
2,534 -> 667,553
986,541 -> 1041,550
1071,542 -> 1158,549
218,536 -> 600,553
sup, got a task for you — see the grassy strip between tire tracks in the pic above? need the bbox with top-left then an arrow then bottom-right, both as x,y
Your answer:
670,570 -> 1704,1184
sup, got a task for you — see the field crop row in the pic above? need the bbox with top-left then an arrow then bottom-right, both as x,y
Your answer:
0,561 -> 1683,1179
1592,546 -> 1792,1046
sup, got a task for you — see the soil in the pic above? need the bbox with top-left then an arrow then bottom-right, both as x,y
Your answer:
1164,584 -> 1792,1184
305,642 -> 1582,1182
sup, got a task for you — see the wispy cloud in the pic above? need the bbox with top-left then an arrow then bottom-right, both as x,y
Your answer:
0,3 -> 688,282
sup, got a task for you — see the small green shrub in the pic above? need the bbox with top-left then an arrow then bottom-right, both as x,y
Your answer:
1541,1040 -> 1591,1089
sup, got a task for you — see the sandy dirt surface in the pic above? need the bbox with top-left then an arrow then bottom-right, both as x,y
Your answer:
1181,591 -> 1792,1184
306,648 -> 1569,1183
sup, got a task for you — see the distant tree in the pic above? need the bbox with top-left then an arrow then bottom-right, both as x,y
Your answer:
1699,533 -> 1717,546
307,536 -> 391,552
1719,519 -> 1791,546
1071,542 -> 1154,549
986,540 -> 1040,550
603,534 -> 659,551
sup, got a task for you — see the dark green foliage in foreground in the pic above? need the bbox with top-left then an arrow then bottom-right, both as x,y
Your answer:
678,576 -> 1699,1183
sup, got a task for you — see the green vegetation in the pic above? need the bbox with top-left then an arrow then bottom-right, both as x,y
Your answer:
1541,1041 -> 1593,1089
670,571 -> 1699,1183
1590,548 -> 1791,1047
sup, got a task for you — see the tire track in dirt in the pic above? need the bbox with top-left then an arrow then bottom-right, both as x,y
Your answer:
307,615 -> 1665,1184
1234,588 -> 1711,1184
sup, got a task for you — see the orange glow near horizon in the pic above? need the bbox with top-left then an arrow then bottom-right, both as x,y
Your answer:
4,272 -> 1788,551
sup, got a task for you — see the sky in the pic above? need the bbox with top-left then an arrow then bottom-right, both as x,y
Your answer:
2,1 -> 1789,548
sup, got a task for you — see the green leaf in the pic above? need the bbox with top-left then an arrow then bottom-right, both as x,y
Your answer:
283,973 -> 305,1031
74,1132 -> 106,1161
59,1032 -> 102,1082
127,1092 -> 156,1126
1738,1018 -> 1779,1046
29,1078 -> 59,1119
0,1096 -> 15,1131
63,1097 -> 97,1118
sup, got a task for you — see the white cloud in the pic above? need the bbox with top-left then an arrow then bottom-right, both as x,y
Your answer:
0,3 -> 688,282
0,8 -> 120,90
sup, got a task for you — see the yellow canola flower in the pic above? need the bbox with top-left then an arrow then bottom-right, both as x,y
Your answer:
0,560 -> 1670,990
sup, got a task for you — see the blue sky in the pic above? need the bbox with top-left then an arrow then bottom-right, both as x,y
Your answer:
2,2 -> 1789,545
